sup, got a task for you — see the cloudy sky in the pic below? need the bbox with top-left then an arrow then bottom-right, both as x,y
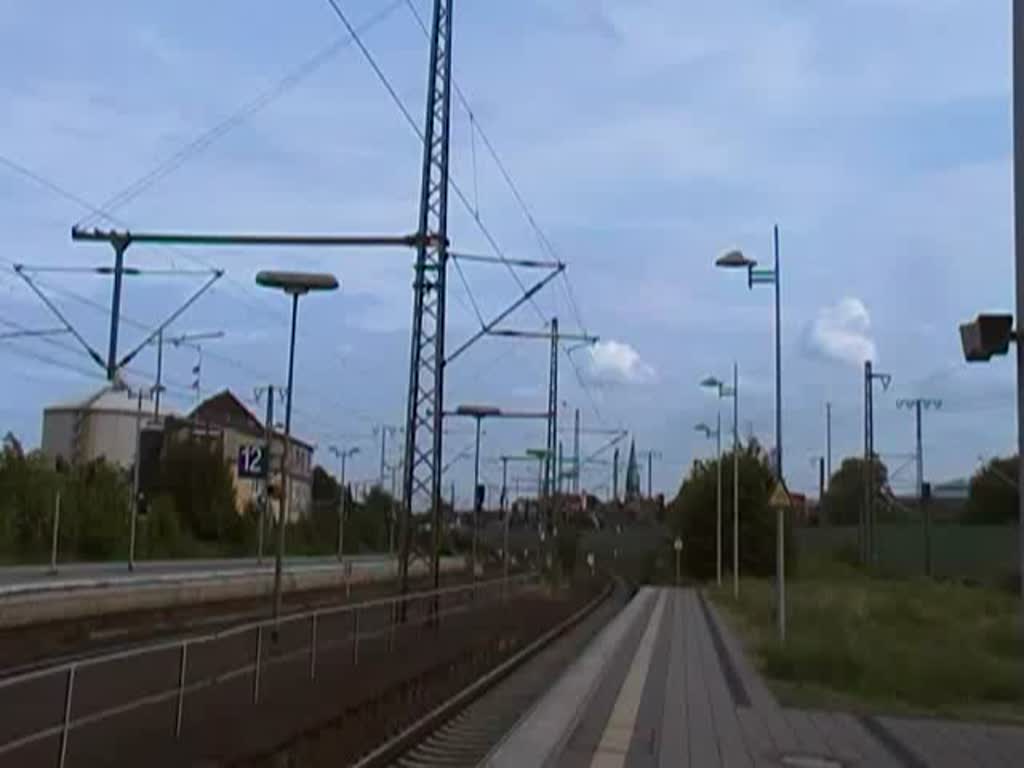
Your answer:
0,0 -> 1018,502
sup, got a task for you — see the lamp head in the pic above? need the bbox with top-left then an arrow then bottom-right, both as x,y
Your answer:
715,249 -> 756,269
255,270 -> 339,295
455,404 -> 502,418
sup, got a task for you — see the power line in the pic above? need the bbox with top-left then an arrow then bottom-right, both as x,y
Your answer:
401,0 -> 603,423
3,259 -> 378,429
76,0 -> 407,228
325,0 -> 605,425
0,151 -> 288,327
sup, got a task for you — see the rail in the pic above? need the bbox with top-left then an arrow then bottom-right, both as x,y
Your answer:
0,572 -> 537,767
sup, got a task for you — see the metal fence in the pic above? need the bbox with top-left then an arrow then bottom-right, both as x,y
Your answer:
796,524 -> 1017,582
0,572 -> 537,767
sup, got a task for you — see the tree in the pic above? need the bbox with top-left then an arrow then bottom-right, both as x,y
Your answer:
0,446 -> 57,558
159,438 -> 238,542
306,465 -> 341,551
964,456 -> 1018,524
667,439 -> 796,581
821,456 -> 889,526
348,487 -> 393,553
64,459 -> 129,559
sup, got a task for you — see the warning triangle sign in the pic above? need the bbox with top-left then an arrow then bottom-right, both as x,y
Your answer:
769,484 -> 791,509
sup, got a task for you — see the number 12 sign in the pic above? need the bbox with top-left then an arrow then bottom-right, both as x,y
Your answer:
237,445 -> 265,478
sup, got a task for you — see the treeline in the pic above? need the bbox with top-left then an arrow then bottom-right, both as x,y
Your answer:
0,431 -> 391,564
821,454 -> 1020,526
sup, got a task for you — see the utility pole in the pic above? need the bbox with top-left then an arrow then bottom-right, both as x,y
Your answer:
375,425 -> 399,489
1013,0 -> 1024,646
639,450 -> 662,499
897,398 -> 942,575
863,362 -> 892,566
107,237 -> 129,381
826,402 -> 833,485
732,362 -> 740,600
557,440 -> 564,495
612,447 -> 620,502
254,386 -> 277,566
154,329 -> 164,417
389,465 -> 399,553
151,330 -> 224,418
573,408 -> 581,494
545,318 -> 559,513
648,452 -> 653,497
819,457 -> 825,521
128,388 -> 144,571
501,456 -> 510,587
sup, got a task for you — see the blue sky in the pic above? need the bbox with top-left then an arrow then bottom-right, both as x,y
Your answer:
0,0 -> 1018,502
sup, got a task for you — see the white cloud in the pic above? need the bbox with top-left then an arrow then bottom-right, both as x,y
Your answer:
586,340 -> 655,385
804,297 -> 877,367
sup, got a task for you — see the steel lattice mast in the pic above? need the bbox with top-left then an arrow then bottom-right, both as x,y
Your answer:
399,0 -> 455,597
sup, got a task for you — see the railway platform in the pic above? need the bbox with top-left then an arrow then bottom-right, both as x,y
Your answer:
488,587 -> 1024,768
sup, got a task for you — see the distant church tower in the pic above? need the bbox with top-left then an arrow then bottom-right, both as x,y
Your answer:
625,439 -> 642,501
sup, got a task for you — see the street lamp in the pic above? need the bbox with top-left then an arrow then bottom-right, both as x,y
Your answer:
716,225 -> 783,482
448,405 -> 548,578
329,445 -> 361,563
454,404 -> 501,578
695,417 -> 722,586
256,270 -> 339,624
703,365 -> 739,598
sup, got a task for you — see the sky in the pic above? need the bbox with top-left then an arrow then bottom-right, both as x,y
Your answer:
0,0 -> 1018,503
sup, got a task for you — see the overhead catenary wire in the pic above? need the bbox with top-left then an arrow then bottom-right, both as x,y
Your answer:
324,0 -> 607,427
2,256 -> 379,433
0,165 -> 385,431
6,7 -> 613,450
75,0 -> 407,228
401,0 -> 605,424
0,151 -> 289,328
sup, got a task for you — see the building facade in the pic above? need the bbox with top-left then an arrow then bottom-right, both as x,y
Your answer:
185,390 -> 314,521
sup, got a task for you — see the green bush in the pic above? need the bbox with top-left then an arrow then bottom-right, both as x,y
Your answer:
668,439 -> 796,581
142,494 -> 187,558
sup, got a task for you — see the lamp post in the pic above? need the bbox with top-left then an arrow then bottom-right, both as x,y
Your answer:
450,406 -> 549,579
455,404 -> 500,578
716,227 -> 782,482
329,445 -> 360,563
695,415 -> 723,586
703,365 -> 739,598
256,270 -> 339,625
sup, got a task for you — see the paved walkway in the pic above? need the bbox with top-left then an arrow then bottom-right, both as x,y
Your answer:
488,587 -> 1024,768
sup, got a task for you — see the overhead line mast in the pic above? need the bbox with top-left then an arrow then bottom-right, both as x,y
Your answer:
399,0 -> 456,600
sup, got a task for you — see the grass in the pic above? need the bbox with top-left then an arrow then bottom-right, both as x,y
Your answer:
709,558 -> 1024,722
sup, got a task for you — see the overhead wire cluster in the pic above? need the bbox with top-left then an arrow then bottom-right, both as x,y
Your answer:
2,0 -> 610,464
323,0 -> 609,428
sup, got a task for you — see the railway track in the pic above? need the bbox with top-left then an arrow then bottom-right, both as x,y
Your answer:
355,579 -> 631,768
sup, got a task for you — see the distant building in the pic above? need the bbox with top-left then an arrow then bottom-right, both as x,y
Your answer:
41,385 -> 169,470
184,390 -> 314,521
41,385 -> 315,521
